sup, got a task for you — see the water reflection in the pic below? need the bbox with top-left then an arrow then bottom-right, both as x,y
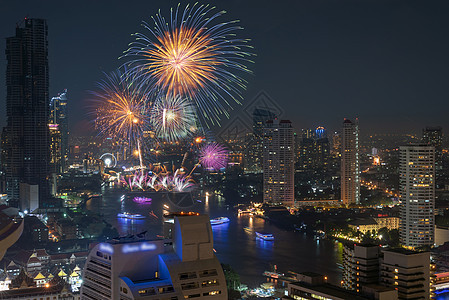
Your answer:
87,188 -> 343,287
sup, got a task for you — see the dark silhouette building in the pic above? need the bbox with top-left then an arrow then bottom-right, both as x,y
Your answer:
341,118 -> 360,206
3,18 -> 50,208
298,127 -> 330,170
246,108 -> 277,173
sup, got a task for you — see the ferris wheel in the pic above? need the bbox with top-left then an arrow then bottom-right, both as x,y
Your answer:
100,153 -> 117,168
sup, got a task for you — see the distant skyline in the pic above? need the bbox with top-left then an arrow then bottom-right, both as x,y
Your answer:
1,0 -> 449,135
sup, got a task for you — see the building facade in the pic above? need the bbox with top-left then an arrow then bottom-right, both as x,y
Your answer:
341,118 -> 360,205
342,244 -> 381,292
263,119 -> 295,206
422,126 -> 442,187
50,89 -> 69,173
80,214 -> 227,299
298,127 -> 330,170
380,249 -> 430,300
399,144 -> 435,248
246,108 -> 277,173
3,18 -> 50,208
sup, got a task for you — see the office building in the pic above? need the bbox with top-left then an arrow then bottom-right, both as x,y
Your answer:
298,127 -> 330,170
247,109 -> 277,173
284,272 -> 397,300
399,144 -> 435,248
342,244 -> 381,292
50,89 -> 69,172
81,214 -> 227,299
380,248 -> 430,300
422,126 -> 442,186
263,119 -> 295,206
3,18 -> 50,208
341,118 -> 360,205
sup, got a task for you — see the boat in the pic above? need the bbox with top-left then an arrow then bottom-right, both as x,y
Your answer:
210,217 -> 230,225
256,232 -> 274,241
132,196 -> 152,204
117,212 -> 145,219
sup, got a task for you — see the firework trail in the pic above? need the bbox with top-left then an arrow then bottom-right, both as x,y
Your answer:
122,3 -> 254,125
91,70 -> 150,149
150,94 -> 197,142
199,142 -> 228,170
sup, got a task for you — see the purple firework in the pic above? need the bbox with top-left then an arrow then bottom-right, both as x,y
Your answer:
199,143 -> 228,170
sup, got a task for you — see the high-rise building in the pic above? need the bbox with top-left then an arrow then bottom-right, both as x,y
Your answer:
50,89 -> 69,172
298,127 -> 330,170
81,214 -> 227,300
246,109 -> 277,173
49,124 -> 62,174
422,126 -> 442,187
342,244 -> 380,292
263,119 -> 294,206
380,248 -> 430,300
341,118 -> 360,205
3,18 -> 50,208
399,144 -> 435,248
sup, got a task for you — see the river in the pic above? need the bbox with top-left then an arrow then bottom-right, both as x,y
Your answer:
85,187 -> 343,287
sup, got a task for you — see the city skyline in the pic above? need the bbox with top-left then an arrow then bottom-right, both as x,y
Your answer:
2,3 -> 449,300
1,0 -> 449,135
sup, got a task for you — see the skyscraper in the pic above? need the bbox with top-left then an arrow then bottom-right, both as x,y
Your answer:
246,109 -> 277,173
263,119 -> 294,206
422,126 -> 442,188
49,89 -> 68,172
298,127 -> 330,170
341,118 -> 360,205
3,18 -> 50,208
399,144 -> 435,248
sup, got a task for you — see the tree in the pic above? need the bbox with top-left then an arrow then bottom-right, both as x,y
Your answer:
221,264 -> 242,299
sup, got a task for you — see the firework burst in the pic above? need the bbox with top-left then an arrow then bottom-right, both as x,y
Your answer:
122,3 -> 254,125
92,71 -> 149,148
199,142 -> 228,170
150,94 -> 197,142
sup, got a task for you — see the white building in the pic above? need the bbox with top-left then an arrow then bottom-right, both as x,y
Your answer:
399,144 -> 435,248
80,214 -> 227,299
341,118 -> 360,205
263,119 -> 294,206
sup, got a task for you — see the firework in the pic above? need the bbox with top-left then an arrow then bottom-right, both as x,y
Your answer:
92,70 -> 149,148
122,3 -> 253,125
199,143 -> 228,170
150,94 -> 197,142
121,169 -> 195,192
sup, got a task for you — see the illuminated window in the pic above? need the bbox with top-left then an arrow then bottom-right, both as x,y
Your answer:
203,290 -> 221,296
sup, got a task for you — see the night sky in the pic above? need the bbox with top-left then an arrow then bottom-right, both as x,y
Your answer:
1,0 -> 449,135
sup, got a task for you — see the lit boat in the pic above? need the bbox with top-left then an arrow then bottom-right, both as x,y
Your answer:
263,271 -> 284,279
117,212 -> 145,219
132,197 -> 152,204
256,232 -> 274,241
210,217 -> 230,225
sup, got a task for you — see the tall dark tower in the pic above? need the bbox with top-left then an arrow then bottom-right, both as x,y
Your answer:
246,109 -> 277,173
3,18 -> 50,208
341,118 -> 360,206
